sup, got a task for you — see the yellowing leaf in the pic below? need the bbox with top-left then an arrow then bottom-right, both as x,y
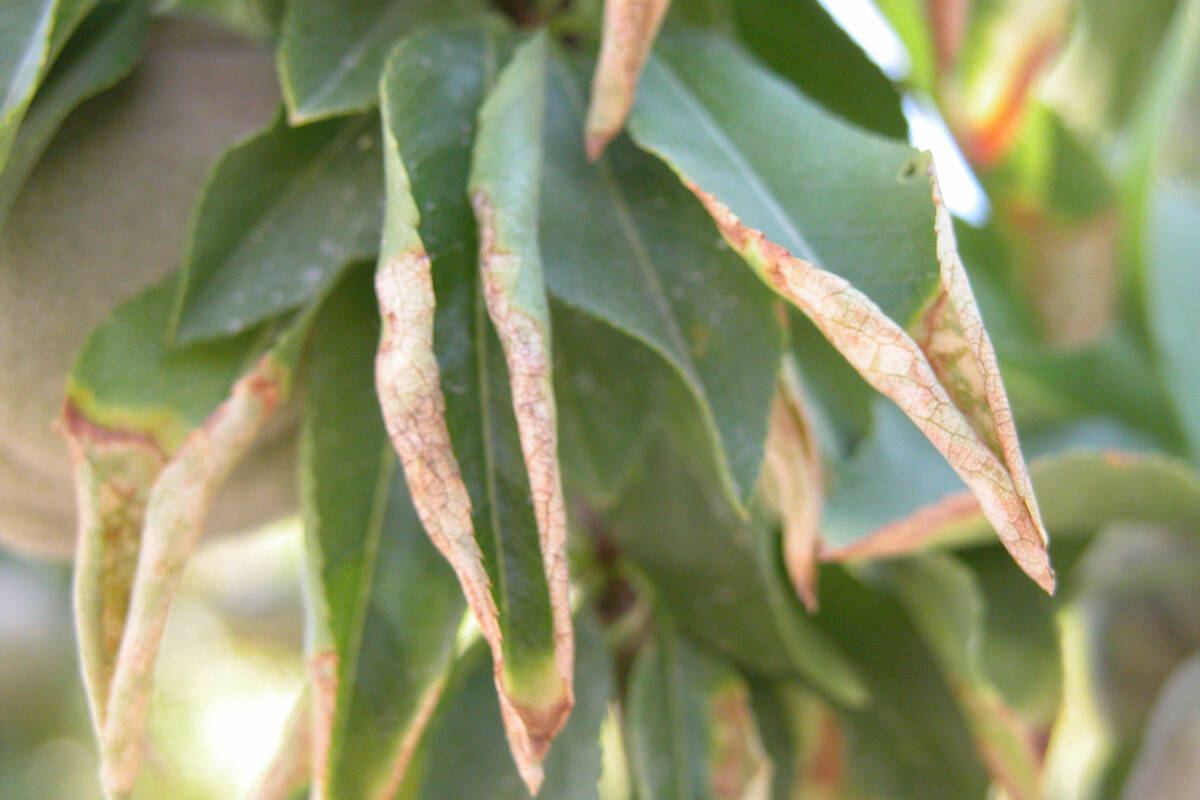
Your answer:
584,0 -> 672,159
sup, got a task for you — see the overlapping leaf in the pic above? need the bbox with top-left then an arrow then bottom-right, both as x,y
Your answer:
172,109 -> 384,343
730,0 -> 907,138
61,279 -> 309,796
0,0 -> 148,226
607,432 -> 865,705
627,624 -> 772,800
543,51 -> 782,509
626,31 -> 1054,592
469,30 -> 576,771
584,0 -> 672,159
811,566 -> 991,800
375,26 -> 573,791
0,0 -> 103,169
393,613 -> 612,800
875,556 -> 1044,800
826,445 -> 1200,561
278,0 -> 485,122
301,265 -> 466,800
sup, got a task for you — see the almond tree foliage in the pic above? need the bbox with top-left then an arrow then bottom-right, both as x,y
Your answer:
3,0 -> 1200,797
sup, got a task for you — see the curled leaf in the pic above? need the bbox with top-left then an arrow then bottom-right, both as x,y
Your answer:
374,243 -> 502,695
760,358 -> 823,611
377,28 -> 573,794
100,351 -> 293,797
693,182 -> 1052,593
585,0 -> 672,159
470,31 -> 574,780
625,36 -> 1053,593
57,405 -> 165,737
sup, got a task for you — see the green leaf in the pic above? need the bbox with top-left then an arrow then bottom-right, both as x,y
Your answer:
377,26 -> 571,790
0,0 -> 100,170
627,31 -> 936,337
627,31 -> 1055,592
1148,183 -> 1200,463
627,624 -> 771,800
67,281 -> 264,452
1120,653 -> 1200,800
730,0 -> 907,138
542,51 -> 782,509
552,301 -> 661,507
172,109 -> 384,343
0,0 -> 57,168
0,0 -> 148,227
958,546 -> 1063,723
874,555 -> 1044,800
607,432 -> 866,705
301,264 -> 465,800
827,448 -> 1200,560
394,612 -> 613,800
278,0 -> 487,122
813,565 -> 991,800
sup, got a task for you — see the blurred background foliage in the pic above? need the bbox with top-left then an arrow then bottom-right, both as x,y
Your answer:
2,0 -> 1200,797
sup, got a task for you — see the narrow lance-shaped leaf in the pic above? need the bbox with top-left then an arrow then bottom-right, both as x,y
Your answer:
627,622 -> 772,800
607,431 -> 866,705
378,26 -> 575,793
584,0 -> 672,159
98,315 -> 310,799
626,32 -> 1055,593
171,109 -> 384,343
543,50 -> 782,512
0,0 -> 149,227
394,613 -> 613,800
0,0 -> 104,171
874,556 -> 1044,800
825,447 -> 1200,561
301,265 -> 465,800
760,357 -> 823,611
277,0 -> 485,122
469,31 -> 575,777
57,281 -> 265,742
0,0 -> 57,169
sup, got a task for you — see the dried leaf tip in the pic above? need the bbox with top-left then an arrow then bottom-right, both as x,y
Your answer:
99,352 -> 290,797
919,162 -> 1055,594
373,246 -> 501,645
761,362 -> 823,611
681,177 -> 1054,595
585,0 -> 673,160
